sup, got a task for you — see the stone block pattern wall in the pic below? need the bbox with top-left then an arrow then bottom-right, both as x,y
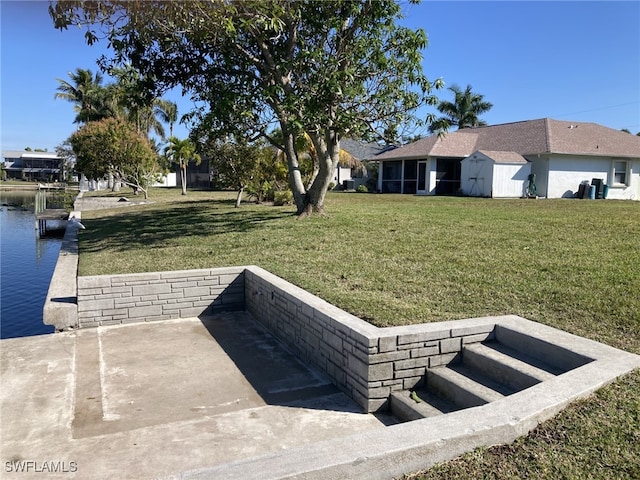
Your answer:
77,267 -> 245,328
244,266 -> 496,412
369,325 -> 495,409
245,267 -> 378,412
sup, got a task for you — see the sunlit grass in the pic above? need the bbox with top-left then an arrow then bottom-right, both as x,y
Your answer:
79,189 -> 640,350
78,187 -> 640,478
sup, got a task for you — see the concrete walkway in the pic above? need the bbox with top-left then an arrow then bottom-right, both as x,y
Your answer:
1,313 -> 393,479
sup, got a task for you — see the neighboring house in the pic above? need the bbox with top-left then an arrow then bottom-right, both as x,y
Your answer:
461,151 -> 531,198
374,118 -> 640,200
2,150 -> 63,182
182,157 -> 214,189
338,139 -> 397,189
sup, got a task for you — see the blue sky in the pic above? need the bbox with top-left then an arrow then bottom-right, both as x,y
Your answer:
1,1 -> 639,152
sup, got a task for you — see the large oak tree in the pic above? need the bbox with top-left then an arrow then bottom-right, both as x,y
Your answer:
51,0 -> 442,215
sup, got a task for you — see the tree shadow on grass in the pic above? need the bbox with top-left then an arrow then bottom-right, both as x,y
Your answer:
79,200 -> 294,253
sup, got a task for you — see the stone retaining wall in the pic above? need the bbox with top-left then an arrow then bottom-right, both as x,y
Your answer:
244,266 -> 495,412
76,267 -> 245,328
74,264 -> 498,412
245,267 -> 380,410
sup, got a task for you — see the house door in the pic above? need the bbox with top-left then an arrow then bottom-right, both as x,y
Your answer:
417,161 -> 428,194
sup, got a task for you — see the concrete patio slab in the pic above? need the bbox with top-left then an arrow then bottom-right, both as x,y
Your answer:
1,313 -> 393,479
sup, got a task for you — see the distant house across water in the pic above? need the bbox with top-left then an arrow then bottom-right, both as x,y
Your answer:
2,150 -> 63,182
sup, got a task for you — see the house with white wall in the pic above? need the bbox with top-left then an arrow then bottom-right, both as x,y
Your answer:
375,118 -> 640,200
2,150 -> 63,181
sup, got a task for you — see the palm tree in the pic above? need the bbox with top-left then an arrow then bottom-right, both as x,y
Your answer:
135,99 -> 177,141
154,100 -> 178,138
133,103 -> 166,139
108,67 -> 179,140
164,137 -> 201,195
54,68 -> 106,124
429,84 -> 493,134
77,83 -> 122,124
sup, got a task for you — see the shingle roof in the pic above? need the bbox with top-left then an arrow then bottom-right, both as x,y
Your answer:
545,119 -> 640,157
376,118 -> 640,160
3,150 -> 28,160
340,139 -> 397,160
475,150 -> 529,164
3,150 -> 60,160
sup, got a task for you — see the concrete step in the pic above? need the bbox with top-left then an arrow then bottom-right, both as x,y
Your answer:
494,325 -> 593,372
389,390 -> 451,422
462,342 -> 556,392
390,329 -> 592,422
426,365 -> 505,409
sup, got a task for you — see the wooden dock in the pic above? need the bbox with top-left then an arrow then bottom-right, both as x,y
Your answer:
36,209 -> 69,237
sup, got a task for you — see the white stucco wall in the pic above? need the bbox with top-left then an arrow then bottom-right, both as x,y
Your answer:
153,172 -> 177,187
610,159 -> 640,201
333,166 -> 352,187
528,157 -> 549,198
546,156 -> 639,200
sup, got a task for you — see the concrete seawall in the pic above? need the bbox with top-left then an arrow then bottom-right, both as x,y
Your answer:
42,210 -> 81,331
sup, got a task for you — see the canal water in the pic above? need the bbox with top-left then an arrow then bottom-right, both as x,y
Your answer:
1,190 -> 65,339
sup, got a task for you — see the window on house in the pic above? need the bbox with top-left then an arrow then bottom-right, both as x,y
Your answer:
613,160 -> 628,186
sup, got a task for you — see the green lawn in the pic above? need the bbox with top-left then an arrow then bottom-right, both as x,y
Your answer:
78,188 -> 640,478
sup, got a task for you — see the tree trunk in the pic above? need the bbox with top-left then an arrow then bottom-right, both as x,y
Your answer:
235,187 -> 244,208
300,130 -> 339,216
181,163 -> 187,195
281,128 -> 307,214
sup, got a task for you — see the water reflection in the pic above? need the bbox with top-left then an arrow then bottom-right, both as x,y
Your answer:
1,189 -> 65,338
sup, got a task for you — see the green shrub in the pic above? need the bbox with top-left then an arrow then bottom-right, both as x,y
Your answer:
356,184 -> 368,193
273,189 -> 293,206
328,182 -> 335,191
